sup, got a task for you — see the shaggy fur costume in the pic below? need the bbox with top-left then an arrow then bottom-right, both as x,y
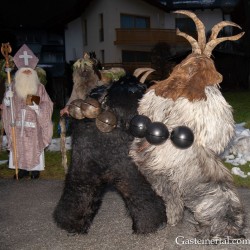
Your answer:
53,74 -> 167,234
66,53 -> 102,106
130,11 -> 245,239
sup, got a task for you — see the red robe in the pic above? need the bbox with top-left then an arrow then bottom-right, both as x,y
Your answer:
2,83 -> 53,170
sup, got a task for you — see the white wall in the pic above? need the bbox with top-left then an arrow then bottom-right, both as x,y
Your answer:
195,9 -> 223,32
65,17 -> 84,63
80,0 -> 169,64
166,9 -> 223,31
64,0 -> 224,64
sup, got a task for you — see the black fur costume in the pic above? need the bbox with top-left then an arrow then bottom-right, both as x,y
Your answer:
53,74 -> 167,234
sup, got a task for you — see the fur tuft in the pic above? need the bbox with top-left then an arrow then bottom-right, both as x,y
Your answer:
54,74 -> 167,234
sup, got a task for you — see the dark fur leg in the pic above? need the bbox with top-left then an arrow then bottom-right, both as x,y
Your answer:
53,162 -> 104,234
113,162 -> 167,234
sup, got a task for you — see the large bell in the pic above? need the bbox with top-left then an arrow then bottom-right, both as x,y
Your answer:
145,122 -> 169,145
96,110 -> 117,133
68,99 -> 85,119
81,97 -> 101,118
170,126 -> 194,149
129,115 -> 151,138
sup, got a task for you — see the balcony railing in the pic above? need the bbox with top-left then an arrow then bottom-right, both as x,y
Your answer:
114,28 -> 190,46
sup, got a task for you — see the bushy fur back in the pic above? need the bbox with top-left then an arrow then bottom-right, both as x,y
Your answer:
53,73 -> 167,234
72,66 -> 100,100
129,49 -> 244,240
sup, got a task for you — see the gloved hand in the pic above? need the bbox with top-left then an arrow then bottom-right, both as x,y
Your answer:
29,102 -> 39,115
3,97 -> 10,106
5,90 -> 13,98
3,90 -> 13,106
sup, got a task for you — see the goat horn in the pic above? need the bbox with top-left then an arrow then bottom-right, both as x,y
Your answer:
209,21 -> 242,41
204,31 -> 245,57
176,29 -> 201,54
174,10 -> 206,51
133,68 -> 154,78
139,69 -> 155,83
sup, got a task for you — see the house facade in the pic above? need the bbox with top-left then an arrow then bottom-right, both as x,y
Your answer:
64,0 -> 236,70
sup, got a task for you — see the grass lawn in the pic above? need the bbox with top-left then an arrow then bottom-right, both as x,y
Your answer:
223,91 -> 250,129
0,150 -> 68,180
222,91 -> 250,188
0,91 -> 250,188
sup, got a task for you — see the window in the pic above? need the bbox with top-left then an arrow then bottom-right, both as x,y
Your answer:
40,45 -> 64,63
99,13 -> 104,42
120,14 -> 150,28
100,50 -> 105,64
122,50 -> 151,62
83,19 -> 88,45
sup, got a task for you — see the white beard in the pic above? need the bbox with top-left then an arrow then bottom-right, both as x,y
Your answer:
14,68 -> 39,100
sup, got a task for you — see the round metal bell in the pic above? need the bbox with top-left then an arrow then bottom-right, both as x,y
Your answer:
145,122 -> 169,145
81,97 -> 101,118
95,110 -> 117,133
170,126 -> 194,149
129,115 -> 151,138
68,99 -> 85,119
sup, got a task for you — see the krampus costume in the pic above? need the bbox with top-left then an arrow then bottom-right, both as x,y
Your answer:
60,52 -> 125,117
53,68 -> 166,233
65,52 -> 102,106
130,10 -> 245,239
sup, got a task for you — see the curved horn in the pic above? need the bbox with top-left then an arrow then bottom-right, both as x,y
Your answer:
176,29 -> 201,54
133,68 -> 154,78
209,21 -> 242,41
204,32 -> 245,57
174,10 -> 206,51
139,69 -> 155,83
133,68 -> 155,83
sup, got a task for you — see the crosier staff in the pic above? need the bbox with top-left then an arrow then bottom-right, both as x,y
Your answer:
1,43 -> 19,180
59,116 -> 68,174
